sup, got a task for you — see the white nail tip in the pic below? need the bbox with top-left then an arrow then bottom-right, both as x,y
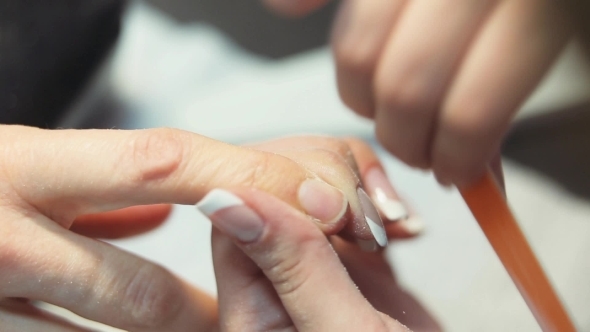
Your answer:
373,191 -> 408,221
366,216 -> 388,247
196,189 -> 243,216
401,216 -> 425,235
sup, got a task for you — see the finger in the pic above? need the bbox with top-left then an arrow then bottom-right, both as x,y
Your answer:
70,204 -> 172,239
248,135 -> 361,176
0,299 -> 94,332
331,0 -> 407,117
0,210 -> 217,332
262,0 -> 330,17
212,229 -> 292,331
277,148 -> 387,250
373,0 -> 497,168
331,237 -> 443,331
431,0 -> 570,187
197,188 -> 407,332
343,138 -> 424,238
251,136 -> 387,249
2,126 -> 345,228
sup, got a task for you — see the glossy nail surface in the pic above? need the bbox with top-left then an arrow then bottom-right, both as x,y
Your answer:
298,179 -> 347,224
357,187 -> 387,247
197,189 -> 264,243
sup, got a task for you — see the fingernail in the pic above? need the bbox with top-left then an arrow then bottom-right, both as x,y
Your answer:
364,167 -> 409,221
357,187 -> 387,248
399,216 -> 425,235
298,179 -> 348,224
356,239 -> 378,252
196,189 -> 264,243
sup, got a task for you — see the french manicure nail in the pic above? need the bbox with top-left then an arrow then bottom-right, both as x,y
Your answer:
357,187 -> 387,248
364,167 -> 409,221
298,179 -> 347,224
399,216 -> 425,235
196,189 -> 264,242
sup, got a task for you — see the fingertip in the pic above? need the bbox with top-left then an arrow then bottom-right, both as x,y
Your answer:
431,142 -> 490,189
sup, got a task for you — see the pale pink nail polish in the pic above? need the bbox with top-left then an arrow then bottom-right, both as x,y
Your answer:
357,187 -> 387,248
298,179 -> 347,224
197,189 -> 264,242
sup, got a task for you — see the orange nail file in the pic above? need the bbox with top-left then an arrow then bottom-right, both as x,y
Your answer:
460,171 -> 576,332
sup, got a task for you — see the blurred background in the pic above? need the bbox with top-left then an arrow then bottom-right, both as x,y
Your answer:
6,0 -> 590,330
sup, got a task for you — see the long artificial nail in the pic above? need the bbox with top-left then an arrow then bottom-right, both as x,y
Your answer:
196,189 -> 264,243
364,167 -> 409,221
399,216 -> 425,235
298,179 -> 348,224
357,187 -> 387,247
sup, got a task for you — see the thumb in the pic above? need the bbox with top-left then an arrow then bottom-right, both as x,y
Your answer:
198,188 -> 408,332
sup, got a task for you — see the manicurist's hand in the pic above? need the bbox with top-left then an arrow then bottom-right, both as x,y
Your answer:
0,125 -> 415,330
262,0 -> 570,187
200,187 -> 441,332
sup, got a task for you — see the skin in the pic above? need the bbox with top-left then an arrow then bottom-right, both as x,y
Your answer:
210,188 -> 442,332
262,0 -> 571,187
0,125 -> 426,330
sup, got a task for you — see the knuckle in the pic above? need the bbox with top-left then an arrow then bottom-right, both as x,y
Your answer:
330,140 -> 353,161
264,235 -> 324,298
126,128 -> 186,185
442,103 -> 496,143
444,116 -> 491,141
374,128 -> 428,169
313,137 -> 353,161
313,149 -> 359,180
314,148 -> 348,166
332,40 -> 378,117
444,114 -> 479,140
333,40 -> 378,79
122,264 -> 183,329
375,78 -> 430,118
244,151 -> 273,189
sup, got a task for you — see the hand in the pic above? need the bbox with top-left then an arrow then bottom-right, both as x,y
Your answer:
201,188 -> 441,331
248,136 -> 425,240
262,0 -> 570,187
0,125 -> 414,330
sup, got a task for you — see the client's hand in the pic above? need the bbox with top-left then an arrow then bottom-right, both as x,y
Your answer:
201,188 -> 442,332
0,125 -> 416,331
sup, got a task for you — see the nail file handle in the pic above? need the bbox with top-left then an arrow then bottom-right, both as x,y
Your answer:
460,172 -> 577,332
